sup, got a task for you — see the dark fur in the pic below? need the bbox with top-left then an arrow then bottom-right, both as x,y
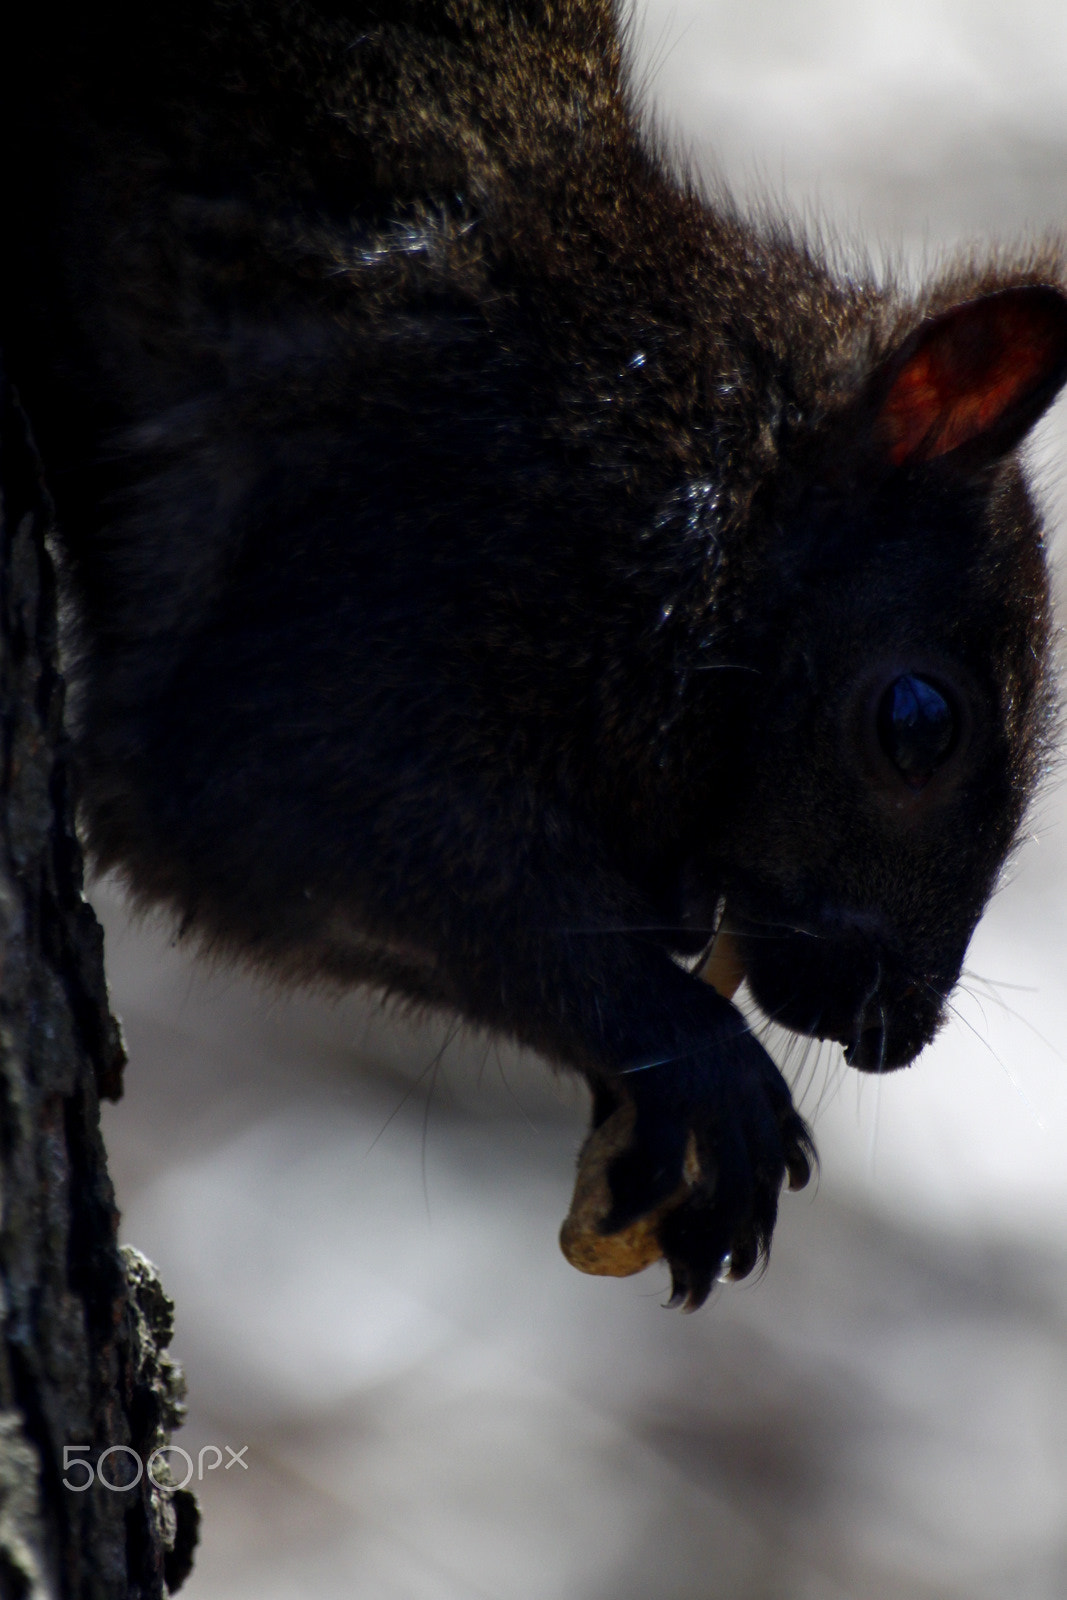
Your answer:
3,1 -> 1065,1305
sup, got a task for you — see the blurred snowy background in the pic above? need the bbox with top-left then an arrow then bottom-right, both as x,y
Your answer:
94,3 -> 1067,1596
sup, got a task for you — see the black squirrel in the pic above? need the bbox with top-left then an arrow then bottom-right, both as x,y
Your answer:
3,0 -> 1067,1306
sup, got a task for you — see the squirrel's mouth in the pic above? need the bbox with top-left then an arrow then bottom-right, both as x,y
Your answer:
702,910 -> 946,1074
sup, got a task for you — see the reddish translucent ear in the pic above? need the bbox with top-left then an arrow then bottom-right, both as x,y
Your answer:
874,285 -> 1067,467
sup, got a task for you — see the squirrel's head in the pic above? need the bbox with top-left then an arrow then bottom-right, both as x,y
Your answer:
699,283 -> 1067,1070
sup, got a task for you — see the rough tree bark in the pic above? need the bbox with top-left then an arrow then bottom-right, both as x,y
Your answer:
0,360 -> 198,1597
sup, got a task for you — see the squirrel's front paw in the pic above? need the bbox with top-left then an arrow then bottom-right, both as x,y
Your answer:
559,1043 -> 814,1310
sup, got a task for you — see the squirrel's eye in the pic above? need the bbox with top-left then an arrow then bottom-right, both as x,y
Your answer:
876,674 -> 957,787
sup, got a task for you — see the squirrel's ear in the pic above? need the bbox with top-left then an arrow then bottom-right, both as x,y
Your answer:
872,285 -> 1067,468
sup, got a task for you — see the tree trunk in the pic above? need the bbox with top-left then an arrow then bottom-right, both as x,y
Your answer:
0,362 -> 197,1597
